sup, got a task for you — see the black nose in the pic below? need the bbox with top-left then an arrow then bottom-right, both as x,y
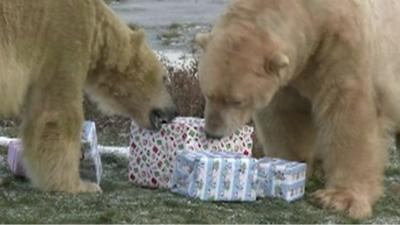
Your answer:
149,107 -> 179,131
205,131 -> 223,140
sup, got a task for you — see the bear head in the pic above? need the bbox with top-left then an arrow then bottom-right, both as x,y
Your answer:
86,29 -> 177,130
196,23 -> 290,138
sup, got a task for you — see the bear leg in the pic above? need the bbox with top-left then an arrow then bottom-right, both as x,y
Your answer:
311,89 -> 386,219
254,87 -> 316,164
21,86 -> 101,193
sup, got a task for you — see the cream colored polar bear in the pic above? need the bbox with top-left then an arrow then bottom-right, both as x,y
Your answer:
0,0 -> 176,193
197,0 -> 400,219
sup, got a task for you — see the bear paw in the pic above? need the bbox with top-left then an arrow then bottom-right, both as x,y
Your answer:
78,180 -> 102,193
312,188 -> 372,220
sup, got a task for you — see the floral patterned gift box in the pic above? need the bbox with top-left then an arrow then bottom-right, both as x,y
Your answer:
7,121 -> 102,184
128,117 -> 254,188
255,157 -> 306,202
169,150 -> 257,201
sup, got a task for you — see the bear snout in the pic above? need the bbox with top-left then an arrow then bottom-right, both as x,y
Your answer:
149,107 -> 178,131
205,131 -> 223,140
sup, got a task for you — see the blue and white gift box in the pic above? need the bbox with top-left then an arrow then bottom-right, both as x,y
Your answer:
80,121 -> 102,185
256,158 -> 306,202
170,151 -> 257,201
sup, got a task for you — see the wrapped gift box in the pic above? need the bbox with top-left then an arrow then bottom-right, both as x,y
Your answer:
6,121 -> 102,184
7,140 -> 25,177
128,117 -> 254,188
256,158 -> 306,202
170,150 -> 257,201
80,121 -> 102,185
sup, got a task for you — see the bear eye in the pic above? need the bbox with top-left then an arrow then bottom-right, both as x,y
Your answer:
162,75 -> 168,84
228,99 -> 245,107
231,100 -> 242,105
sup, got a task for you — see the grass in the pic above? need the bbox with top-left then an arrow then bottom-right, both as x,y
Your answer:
1,119 -> 400,223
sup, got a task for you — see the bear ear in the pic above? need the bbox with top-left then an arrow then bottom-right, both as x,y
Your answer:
265,52 -> 290,74
130,29 -> 146,47
128,23 -> 141,31
195,32 -> 212,49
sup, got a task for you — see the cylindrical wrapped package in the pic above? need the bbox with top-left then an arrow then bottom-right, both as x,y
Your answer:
6,121 -> 102,184
7,140 -> 25,177
79,121 -> 102,185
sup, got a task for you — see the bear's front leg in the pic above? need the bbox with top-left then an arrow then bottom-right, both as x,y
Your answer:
254,87 -> 316,163
21,85 -> 101,193
311,85 -> 386,219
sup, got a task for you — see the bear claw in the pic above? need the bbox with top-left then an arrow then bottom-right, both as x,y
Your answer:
312,188 -> 372,220
79,180 -> 102,193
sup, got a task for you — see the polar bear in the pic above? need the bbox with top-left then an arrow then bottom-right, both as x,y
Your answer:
196,0 -> 400,219
0,0 -> 176,193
